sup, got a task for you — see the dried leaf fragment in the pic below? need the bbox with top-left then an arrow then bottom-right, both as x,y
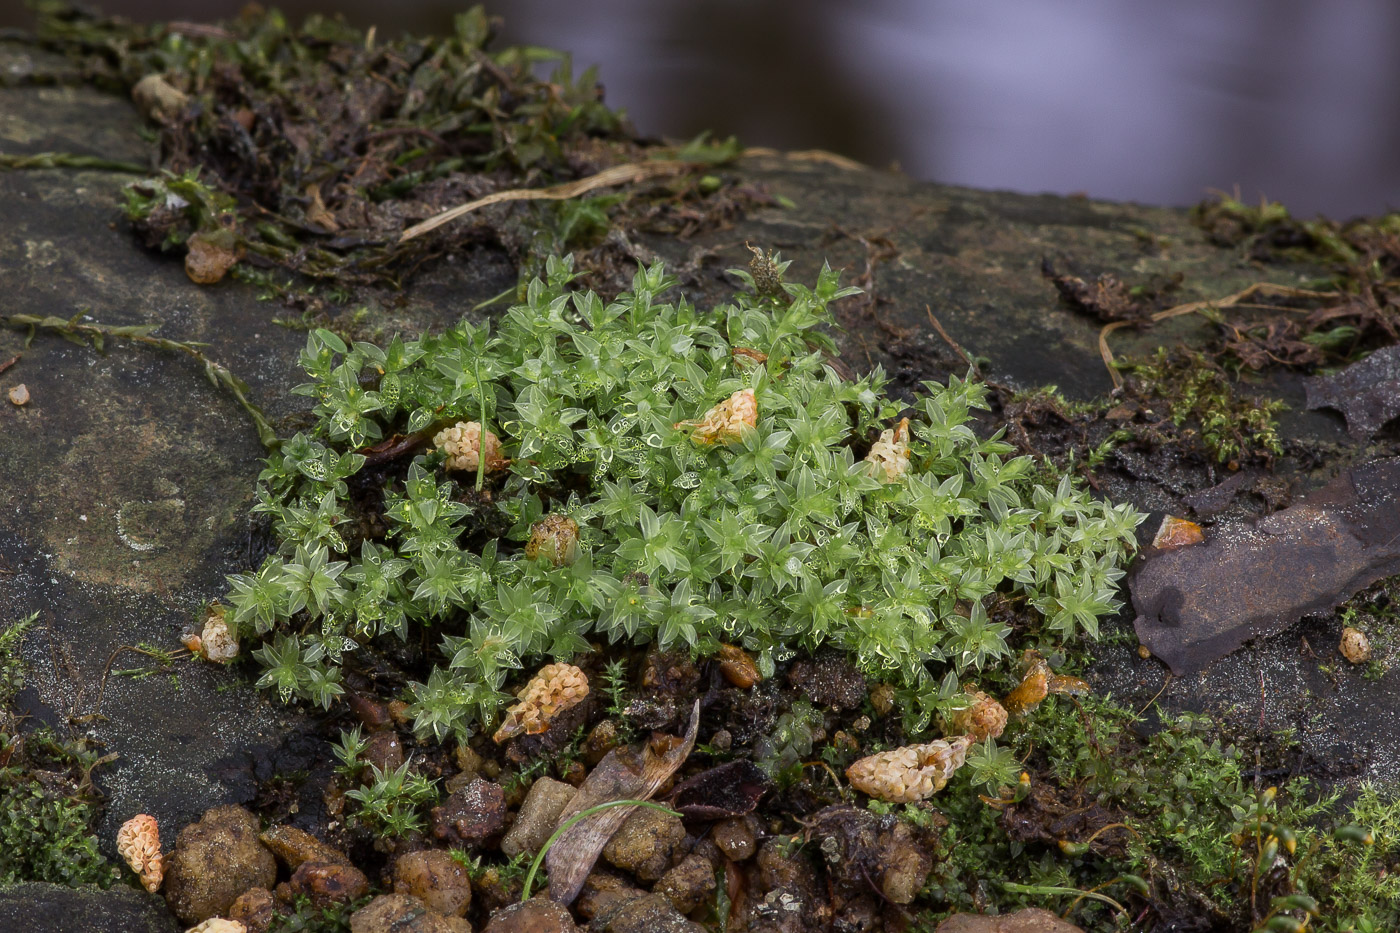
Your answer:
845,735 -> 973,803
1152,515 -> 1204,551
676,389 -> 757,446
864,417 -> 911,483
185,920 -> 247,933
130,73 -> 189,123
493,663 -> 589,743
716,644 -> 761,688
184,231 -> 242,285
525,514 -> 581,567
1340,627 -> 1371,664
116,813 -> 164,893
188,603 -> 239,663
1001,651 -> 1089,717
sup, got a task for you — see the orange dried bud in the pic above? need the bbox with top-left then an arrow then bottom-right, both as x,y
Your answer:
1002,652 -> 1051,717
948,684 -> 1008,741
676,389 -> 757,446
116,813 -> 164,893
493,663 -> 590,743
716,644 -> 761,688
1152,515 -> 1203,550
868,682 -> 896,717
864,417 -> 911,483
731,347 -> 768,365
194,603 -> 239,663
846,735 -> 973,803
524,514 -> 581,567
433,421 -> 504,472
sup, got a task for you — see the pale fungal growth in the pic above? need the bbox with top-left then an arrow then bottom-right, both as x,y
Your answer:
116,814 -> 164,893
948,684 -> 1008,742
433,421 -> 504,472
1340,627 -> 1371,664
675,389 -> 757,446
185,920 -> 247,933
845,735 -> 974,803
864,417 -> 911,483
525,514 -> 581,567
184,604 -> 239,663
493,663 -> 590,743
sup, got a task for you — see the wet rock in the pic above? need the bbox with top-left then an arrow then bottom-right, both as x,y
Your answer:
787,651 -> 866,710
432,778 -> 507,848
1133,458 -> 1400,673
362,731 -> 406,774
163,805 -> 277,925
877,819 -> 933,904
500,777 -> 578,859
259,824 -> 353,869
348,692 -> 395,732
653,852 -> 718,914
1306,344 -> 1400,440
935,908 -> 1084,933
0,881 -> 177,933
805,804 -> 933,906
585,884 -> 709,933
228,887 -> 275,933
574,871 -> 642,921
480,899 -> 579,933
581,720 -> 621,766
279,860 -> 370,910
392,849 -> 473,917
348,894 -> 472,933
601,806 -> 686,881
711,816 -> 758,861
745,837 -> 828,933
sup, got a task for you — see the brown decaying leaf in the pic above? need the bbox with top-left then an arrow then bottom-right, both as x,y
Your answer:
545,700 -> 700,904
668,759 -> 769,821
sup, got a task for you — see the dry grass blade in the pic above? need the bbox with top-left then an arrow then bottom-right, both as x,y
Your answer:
399,160 -> 694,243
1097,282 -> 1337,390
544,700 -> 700,904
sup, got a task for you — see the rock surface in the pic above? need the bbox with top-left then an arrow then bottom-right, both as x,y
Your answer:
0,881 -> 178,933
500,777 -> 577,859
480,899 -> 579,933
392,849 -> 474,918
349,894 -> 472,933
601,807 -> 687,882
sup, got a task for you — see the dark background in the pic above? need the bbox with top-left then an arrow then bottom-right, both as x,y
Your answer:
7,0 -> 1399,219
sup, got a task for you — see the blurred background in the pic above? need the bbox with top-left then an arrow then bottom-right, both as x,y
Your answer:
6,0 -> 1398,218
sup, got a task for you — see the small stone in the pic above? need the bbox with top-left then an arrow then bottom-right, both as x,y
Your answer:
281,860 -> 369,910
455,744 -> 486,775
431,778 -> 507,848
163,805 -> 277,925
601,807 -> 686,882
185,921 -> 246,933
392,849 -> 473,918
7,384 -> 28,406
228,888 -> 275,933
581,720 -> 621,766
349,894 -> 472,933
500,777 -> 578,859
711,817 -> 756,861
481,899 -> 579,933
1340,626 -> 1371,663
877,820 -> 932,905
653,853 -> 717,914
716,644 -> 761,688
869,683 -> 895,717
258,824 -> 353,870
591,891 -> 709,933
362,731 -> 407,774
131,73 -> 189,123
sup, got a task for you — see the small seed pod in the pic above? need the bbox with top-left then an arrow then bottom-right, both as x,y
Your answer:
948,684 -> 1008,742
1340,627 -> 1371,664
493,663 -> 590,743
716,644 -> 761,688
524,514 -> 581,567
864,417 -> 911,483
185,920 -> 247,933
433,421 -> 504,473
116,813 -> 164,893
676,389 -> 757,446
846,735 -> 973,803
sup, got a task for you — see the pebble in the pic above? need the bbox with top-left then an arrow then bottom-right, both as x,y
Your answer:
500,777 -> 577,859
7,384 -> 28,406
279,860 -> 369,910
362,731 -> 406,774
652,853 -> 717,914
601,807 -> 686,881
431,778 -> 507,848
163,805 -> 277,925
392,849 -> 473,917
259,824 -> 353,869
227,888 -> 275,933
935,907 -> 1084,933
348,894 -> 472,933
481,899 -> 579,933
711,816 -> 757,861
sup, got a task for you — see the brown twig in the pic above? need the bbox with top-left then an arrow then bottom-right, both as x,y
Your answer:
1098,282 -> 1337,390
0,353 -> 19,376
926,305 -> 981,379
400,160 -> 695,242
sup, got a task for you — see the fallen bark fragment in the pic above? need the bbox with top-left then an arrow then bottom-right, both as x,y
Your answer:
1306,345 -> 1400,440
545,701 -> 699,905
1132,458 -> 1400,674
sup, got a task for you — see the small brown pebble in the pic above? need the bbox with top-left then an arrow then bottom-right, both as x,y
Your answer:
716,644 -> 761,688
602,807 -> 687,881
282,861 -> 369,910
348,693 -> 394,731
482,898 -> 579,933
501,776 -> 578,859
258,825 -> 353,870
559,759 -> 588,786
348,894 -> 471,933
7,384 -> 29,406
392,849 -> 472,917
582,720 -> 621,766
388,700 -> 413,725
1340,627 -> 1371,663
454,744 -> 485,775
228,887 -> 275,933
708,729 -> 732,752
653,853 -> 717,914
1137,645 -> 1152,660
711,817 -> 756,861
869,683 -> 895,717
431,778 -> 507,848
361,731 -> 406,774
